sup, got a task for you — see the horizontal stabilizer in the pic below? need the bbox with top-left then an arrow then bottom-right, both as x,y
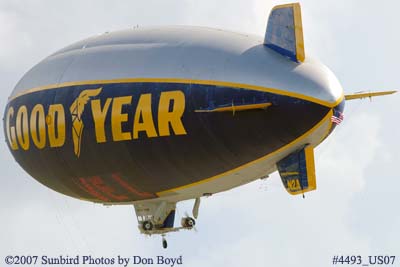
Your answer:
345,90 -> 397,100
195,102 -> 271,113
277,145 -> 316,195
264,3 -> 305,62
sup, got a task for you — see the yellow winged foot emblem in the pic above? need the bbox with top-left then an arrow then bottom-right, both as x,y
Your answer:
69,88 -> 102,157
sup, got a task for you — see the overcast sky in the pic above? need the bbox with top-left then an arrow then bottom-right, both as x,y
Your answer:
0,0 -> 399,266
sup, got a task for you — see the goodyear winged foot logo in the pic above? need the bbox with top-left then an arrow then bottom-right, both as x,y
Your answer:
5,87 -> 187,156
70,88 -> 102,157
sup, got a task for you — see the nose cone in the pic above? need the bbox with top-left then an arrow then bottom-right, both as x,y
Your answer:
290,58 -> 345,138
307,59 -> 346,137
292,57 -> 344,107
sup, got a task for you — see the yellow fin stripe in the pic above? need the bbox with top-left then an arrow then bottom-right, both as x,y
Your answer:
293,3 -> 305,62
280,171 -> 300,176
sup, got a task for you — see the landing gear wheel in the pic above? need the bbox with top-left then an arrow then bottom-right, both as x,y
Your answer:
142,221 -> 153,231
162,237 -> 168,249
181,217 -> 196,228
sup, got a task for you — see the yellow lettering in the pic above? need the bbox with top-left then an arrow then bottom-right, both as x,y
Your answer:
30,104 -> 46,149
6,107 -> 19,150
288,179 -> 301,190
158,91 -> 187,136
133,94 -> 158,139
16,106 -> 30,150
91,98 -> 112,143
47,104 -> 66,147
111,96 -> 132,141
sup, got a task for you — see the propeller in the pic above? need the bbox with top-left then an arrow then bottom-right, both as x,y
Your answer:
183,211 -> 198,232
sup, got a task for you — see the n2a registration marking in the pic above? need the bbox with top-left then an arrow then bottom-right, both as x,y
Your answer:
5,90 -> 187,152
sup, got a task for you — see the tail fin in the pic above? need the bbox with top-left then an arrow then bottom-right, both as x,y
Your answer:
277,146 -> 316,195
264,3 -> 305,63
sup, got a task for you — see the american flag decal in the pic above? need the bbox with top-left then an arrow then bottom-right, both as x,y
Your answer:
331,110 -> 344,125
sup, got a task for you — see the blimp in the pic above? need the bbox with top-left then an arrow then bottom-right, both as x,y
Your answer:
3,3 -> 395,248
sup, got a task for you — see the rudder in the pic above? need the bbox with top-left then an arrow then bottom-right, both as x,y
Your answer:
264,3 -> 305,62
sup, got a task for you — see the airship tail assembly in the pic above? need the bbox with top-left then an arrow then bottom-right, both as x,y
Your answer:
277,145 -> 316,195
3,2 -> 396,248
264,3 -> 305,63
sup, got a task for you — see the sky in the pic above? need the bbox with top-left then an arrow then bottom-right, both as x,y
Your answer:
0,0 -> 399,266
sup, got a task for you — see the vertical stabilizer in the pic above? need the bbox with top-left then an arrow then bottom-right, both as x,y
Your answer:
264,3 -> 305,62
277,146 -> 316,195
